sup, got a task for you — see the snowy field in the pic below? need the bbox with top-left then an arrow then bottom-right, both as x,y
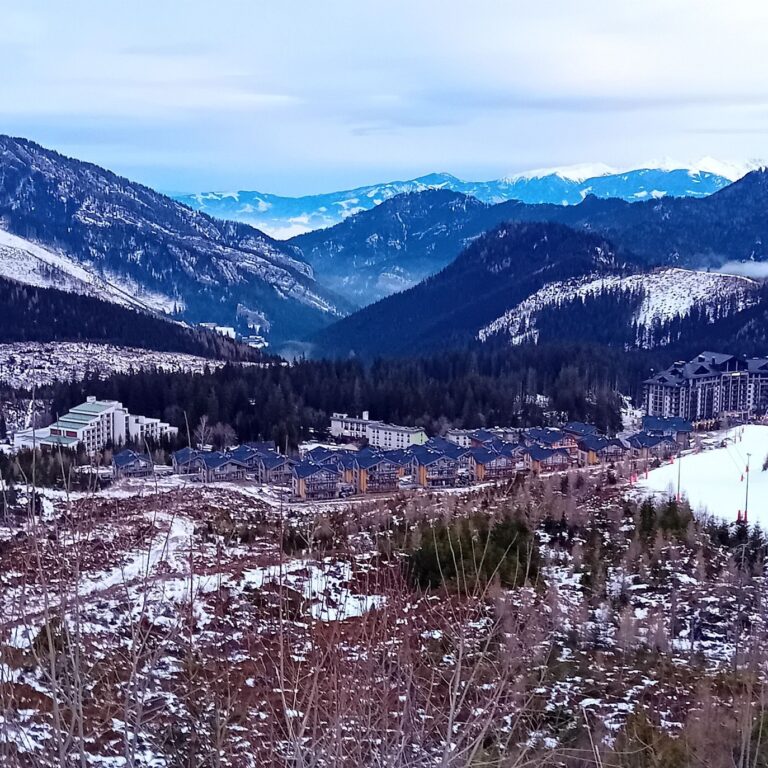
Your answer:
0,341 -> 239,388
635,425 -> 768,525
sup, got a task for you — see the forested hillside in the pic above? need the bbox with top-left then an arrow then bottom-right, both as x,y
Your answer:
41,344 -> 659,449
311,222 -> 632,358
0,277 -> 257,360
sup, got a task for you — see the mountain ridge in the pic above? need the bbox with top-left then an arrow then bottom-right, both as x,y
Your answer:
0,135 -> 348,344
308,171 -> 768,359
288,167 -> 768,305
310,221 -> 633,358
175,165 -> 735,238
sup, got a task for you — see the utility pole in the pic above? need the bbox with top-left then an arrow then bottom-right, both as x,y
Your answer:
744,452 -> 752,524
676,446 -> 682,502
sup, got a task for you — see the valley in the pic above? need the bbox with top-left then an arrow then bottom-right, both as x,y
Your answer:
7,3 -> 768,765
1,118 -> 768,768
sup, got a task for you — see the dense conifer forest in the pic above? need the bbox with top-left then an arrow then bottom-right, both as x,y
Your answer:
32,344 -> 659,450
0,277 -> 258,360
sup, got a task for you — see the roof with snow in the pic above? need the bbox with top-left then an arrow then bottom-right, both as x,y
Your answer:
260,452 -> 295,469
194,451 -> 247,470
525,445 -> 570,461
172,447 -> 199,465
627,432 -> 677,449
563,421 -> 599,437
644,351 -> 768,387
469,447 -> 505,465
410,446 -> 459,466
524,427 -> 568,446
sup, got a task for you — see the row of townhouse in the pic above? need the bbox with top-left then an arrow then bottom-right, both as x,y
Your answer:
112,411 -> 691,496
291,435 -> 560,500
171,441 -> 296,484
449,418 -> 692,470
15,397 -> 178,455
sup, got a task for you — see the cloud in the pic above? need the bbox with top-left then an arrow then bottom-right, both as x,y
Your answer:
3,0 -> 768,192
716,262 -> 768,280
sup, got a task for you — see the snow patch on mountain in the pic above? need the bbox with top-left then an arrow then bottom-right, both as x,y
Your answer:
503,162 -> 617,182
478,268 -> 760,347
0,341 -> 246,389
0,228 -> 180,314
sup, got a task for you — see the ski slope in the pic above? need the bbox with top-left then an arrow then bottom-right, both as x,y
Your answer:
636,425 -> 768,524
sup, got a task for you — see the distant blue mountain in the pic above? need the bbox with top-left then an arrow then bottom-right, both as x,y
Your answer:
175,166 -> 734,238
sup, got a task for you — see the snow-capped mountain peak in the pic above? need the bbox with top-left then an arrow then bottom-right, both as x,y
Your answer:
178,161 -> 739,238
502,162 -> 617,183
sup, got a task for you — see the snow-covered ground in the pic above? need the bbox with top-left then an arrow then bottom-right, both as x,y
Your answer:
478,268 -> 759,346
0,341 -> 237,388
0,228 -> 179,314
635,425 -> 768,524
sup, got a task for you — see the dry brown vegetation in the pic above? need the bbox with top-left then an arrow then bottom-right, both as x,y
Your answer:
2,462 -> 768,766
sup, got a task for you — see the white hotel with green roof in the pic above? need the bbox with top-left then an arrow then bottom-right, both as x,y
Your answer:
16,396 -> 178,454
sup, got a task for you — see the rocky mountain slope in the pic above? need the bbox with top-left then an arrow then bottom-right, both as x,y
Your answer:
0,136 -> 347,344
479,269 -> 761,347
290,190 -> 497,303
177,165 -> 732,238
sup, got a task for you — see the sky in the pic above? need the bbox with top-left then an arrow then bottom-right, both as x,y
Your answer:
2,1 -> 768,195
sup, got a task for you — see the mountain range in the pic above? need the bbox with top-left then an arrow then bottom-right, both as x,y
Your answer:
293,167 -> 768,305
175,165 -> 735,239
310,168 -> 768,358
0,135 -> 348,345
3,135 -> 768,359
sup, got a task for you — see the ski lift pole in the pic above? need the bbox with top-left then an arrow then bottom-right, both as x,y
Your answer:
745,452 -> 751,524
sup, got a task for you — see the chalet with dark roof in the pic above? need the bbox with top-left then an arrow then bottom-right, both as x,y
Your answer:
355,453 -> 402,493
189,451 -> 248,482
410,447 -> 459,488
468,446 -> 518,482
172,447 -> 200,474
112,449 -> 154,479
257,452 -> 296,486
641,416 -> 693,446
577,435 -> 630,466
627,432 -> 678,460
525,445 -> 571,474
292,462 -> 341,500
563,422 -> 599,438
523,427 -> 578,458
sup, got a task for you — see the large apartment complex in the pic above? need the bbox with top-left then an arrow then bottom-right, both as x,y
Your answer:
329,412 -> 427,449
644,351 -> 768,422
16,397 -> 178,454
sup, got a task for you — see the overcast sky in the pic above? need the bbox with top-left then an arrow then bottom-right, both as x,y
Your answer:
2,1 -> 767,194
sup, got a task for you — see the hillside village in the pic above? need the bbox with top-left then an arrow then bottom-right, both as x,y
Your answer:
6,396 -> 687,503
5,351 -> 767,515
